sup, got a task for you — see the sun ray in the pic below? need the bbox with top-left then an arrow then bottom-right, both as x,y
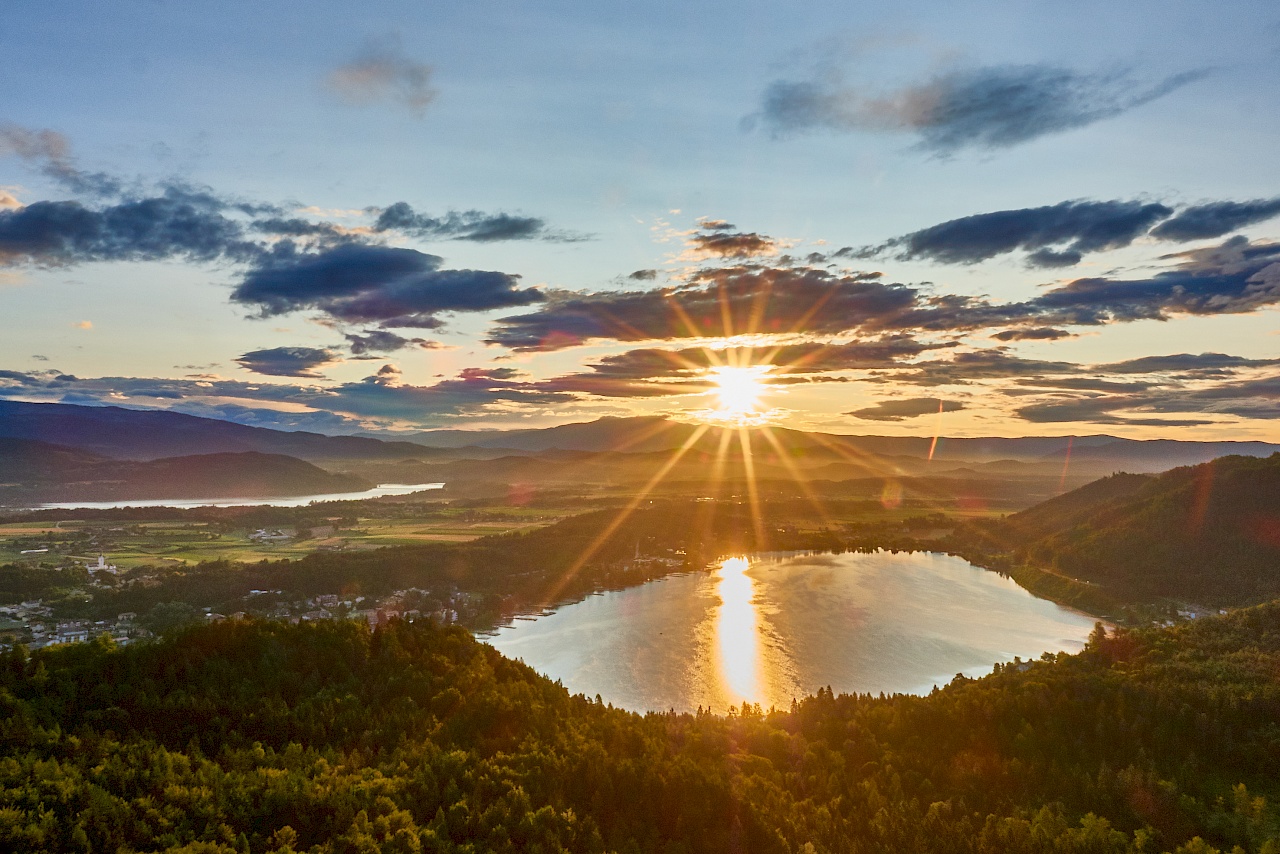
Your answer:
543,423 -> 712,603
736,426 -> 769,550
758,424 -> 839,532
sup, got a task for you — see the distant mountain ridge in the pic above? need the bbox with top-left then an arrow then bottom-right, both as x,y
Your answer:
0,437 -> 373,505
0,400 -> 440,461
3,401 -> 1277,476
387,415 -> 1280,471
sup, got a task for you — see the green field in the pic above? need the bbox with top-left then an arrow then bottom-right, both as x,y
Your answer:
0,505 -> 574,568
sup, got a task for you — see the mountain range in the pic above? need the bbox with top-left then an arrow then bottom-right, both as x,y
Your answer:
3,400 -> 1280,505
0,437 -> 372,506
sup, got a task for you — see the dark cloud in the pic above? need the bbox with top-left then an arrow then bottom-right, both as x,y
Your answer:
0,188 -> 258,266
848,397 -> 964,421
232,243 -> 543,328
628,269 -> 658,280
251,217 -> 344,238
0,123 -> 121,197
876,350 -> 1082,387
373,202 -> 568,243
0,365 -> 574,425
1150,197 -> 1280,241
1019,236 -> 1280,323
991,327 -> 1074,341
343,329 -> 440,355
756,64 -> 1206,153
486,266 -> 912,351
1015,397 -> 1215,427
866,199 -> 1173,267
1013,377 -> 1155,393
488,232 -> 1280,353
689,229 -> 778,258
234,347 -> 340,378
1096,353 -> 1280,374
327,37 -> 437,117
1013,371 -> 1280,425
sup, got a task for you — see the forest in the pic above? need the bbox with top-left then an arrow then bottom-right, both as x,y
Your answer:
950,454 -> 1280,606
1,603 -> 1279,853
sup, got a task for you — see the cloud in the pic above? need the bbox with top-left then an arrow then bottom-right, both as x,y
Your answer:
1095,352 -> 1280,375
848,397 -> 964,421
0,187 -> 258,267
1149,197 -> 1280,241
344,329 -> 440,354
876,349 -> 1081,387
232,243 -> 543,328
0,190 -> 21,210
327,37 -> 438,117
1012,377 -> 1155,393
0,364 -> 574,425
234,346 -> 340,377
0,123 -> 121,196
628,269 -> 657,280
486,265 -> 913,351
1014,397 -> 1216,427
72,320 -> 92,330
372,202 -> 569,243
487,233 -> 1280,353
1020,236 -> 1280,323
688,225 -> 778,258
756,64 -> 1206,153
1013,370 -> 1280,425
991,327 -> 1074,341
864,199 -> 1173,267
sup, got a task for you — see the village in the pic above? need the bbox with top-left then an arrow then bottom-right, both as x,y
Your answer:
0,550 -> 482,650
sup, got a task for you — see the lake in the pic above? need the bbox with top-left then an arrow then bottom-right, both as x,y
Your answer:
30,482 -> 445,510
486,550 -> 1100,713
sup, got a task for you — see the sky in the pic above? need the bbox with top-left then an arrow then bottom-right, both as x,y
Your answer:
3,0 -> 1280,439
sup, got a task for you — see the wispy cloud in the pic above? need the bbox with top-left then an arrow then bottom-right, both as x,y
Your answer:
0,123 -> 121,196
327,37 -> 438,117
753,64 -> 1207,153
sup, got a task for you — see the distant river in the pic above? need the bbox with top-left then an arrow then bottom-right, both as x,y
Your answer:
29,482 -> 445,511
486,551 -> 1099,713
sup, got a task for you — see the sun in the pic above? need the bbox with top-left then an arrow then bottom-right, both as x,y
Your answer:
701,365 -> 774,425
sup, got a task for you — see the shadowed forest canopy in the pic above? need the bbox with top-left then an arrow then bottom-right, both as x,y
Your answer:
2,609 -> 1280,852
954,453 -> 1280,604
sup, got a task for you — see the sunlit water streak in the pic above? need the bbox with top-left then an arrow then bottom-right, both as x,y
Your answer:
25,483 -> 444,511
485,551 -> 1100,714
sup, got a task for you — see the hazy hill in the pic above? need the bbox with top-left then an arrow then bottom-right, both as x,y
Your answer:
0,442 -> 373,505
0,437 -> 113,481
0,400 -> 439,461
394,415 -> 1280,471
989,454 -> 1280,603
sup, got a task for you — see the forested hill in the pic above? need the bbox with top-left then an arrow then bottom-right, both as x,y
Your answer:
0,443 -> 374,504
3,609 -> 1280,853
958,453 -> 1280,604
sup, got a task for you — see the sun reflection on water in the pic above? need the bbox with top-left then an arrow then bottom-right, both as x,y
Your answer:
714,556 -> 762,705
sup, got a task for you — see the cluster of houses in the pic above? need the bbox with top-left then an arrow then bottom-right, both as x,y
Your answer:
0,600 -> 142,649
0,569 -> 488,651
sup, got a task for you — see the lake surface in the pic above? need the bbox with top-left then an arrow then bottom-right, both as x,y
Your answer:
30,482 -> 444,510
486,551 -> 1099,713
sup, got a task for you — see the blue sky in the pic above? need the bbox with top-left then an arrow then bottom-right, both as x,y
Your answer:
3,0 -> 1280,438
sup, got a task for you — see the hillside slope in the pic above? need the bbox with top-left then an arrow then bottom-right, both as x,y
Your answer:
0,444 -> 374,504
974,454 -> 1280,603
